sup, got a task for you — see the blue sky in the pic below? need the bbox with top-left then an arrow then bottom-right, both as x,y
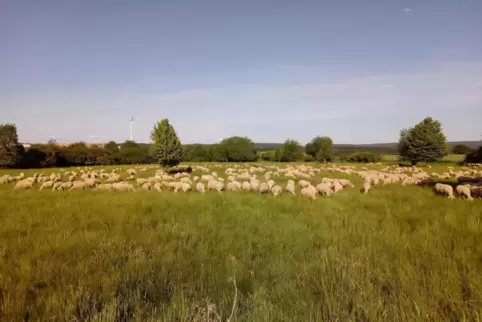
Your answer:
1,0 -> 481,144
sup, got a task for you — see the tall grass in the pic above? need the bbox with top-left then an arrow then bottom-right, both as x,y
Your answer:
0,165 -> 481,321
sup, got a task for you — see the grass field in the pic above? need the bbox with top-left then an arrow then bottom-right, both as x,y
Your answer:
382,154 -> 466,162
0,163 -> 481,321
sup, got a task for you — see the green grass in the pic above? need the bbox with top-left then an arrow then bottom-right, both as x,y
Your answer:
383,154 -> 466,162
0,164 -> 481,321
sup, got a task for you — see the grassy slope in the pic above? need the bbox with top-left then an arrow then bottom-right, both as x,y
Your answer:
0,164 -> 481,321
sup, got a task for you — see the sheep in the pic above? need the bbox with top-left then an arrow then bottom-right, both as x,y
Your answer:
301,185 -> 317,200
331,181 -> 343,193
250,180 -> 260,191
267,180 -> 275,189
315,183 -> 332,196
52,182 -> 63,191
434,183 -> 455,199
69,181 -> 87,190
61,182 -> 73,190
142,183 -> 152,191
112,182 -> 136,192
39,181 -> 55,191
227,181 -> 241,192
0,176 -> 10,184
14,179 -> 34,190
271,185 -> 282,197
207,180 -> 224,192
180,182 -> 191,192
241,181 -> 251,191
337,179 -> 354,188
153,182 -> 162,192
258,182 -> 270,194
180,177 -> 192,185
84,178 -> 99,188
136,178 -> 149,185
196,182 -> 205,194
94,183 -> 113,191
298,180 -> 311,188
286,182 -> 296,195
455,185 -> 473,200
127,168 -> 136,175
361,182 -> 371,194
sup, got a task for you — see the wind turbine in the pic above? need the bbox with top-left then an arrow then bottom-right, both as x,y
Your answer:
129,117 -> 134,141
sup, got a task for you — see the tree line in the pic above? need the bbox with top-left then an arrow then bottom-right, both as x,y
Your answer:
0,117 -> 480,169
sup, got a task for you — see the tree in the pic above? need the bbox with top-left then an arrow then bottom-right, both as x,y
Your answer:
0,124 -> 22,168
218,136 -> 257,162
452,144 -> 473,155
398,117 -> 446,165
464,147 -> 482,164
281,139 -> 303,162
149,119 -> 183,167
105,141 -> 119,153
305,136 -> 333,162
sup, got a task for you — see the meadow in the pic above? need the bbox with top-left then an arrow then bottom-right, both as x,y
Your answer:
0,163 -> 481,321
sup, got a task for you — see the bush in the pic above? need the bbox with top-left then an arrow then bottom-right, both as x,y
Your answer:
345,151 -> 382,163
303,154 -> 314,162
464,147 -> 482,164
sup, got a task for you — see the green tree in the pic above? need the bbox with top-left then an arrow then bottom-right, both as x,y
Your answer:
0,124 -> 22,168
218,136 -> 257,162
281,139 -> 303,162
105,141 -> 119,153
398,117 -> 447,165
149,119 -> 183,167
274,147 -> 284,162
452,144 -> 473,155
305,136 -> 333,162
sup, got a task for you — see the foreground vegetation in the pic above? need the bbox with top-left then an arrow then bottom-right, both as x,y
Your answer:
0,163 -> 481,321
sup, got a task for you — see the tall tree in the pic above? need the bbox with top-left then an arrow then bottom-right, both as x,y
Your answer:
0,124 -> 22,168
218,136 -> 257,162
149,119 -> 183,167
306,136 -> 333,163
398,117 -> 446,165
281,139 -> 303,162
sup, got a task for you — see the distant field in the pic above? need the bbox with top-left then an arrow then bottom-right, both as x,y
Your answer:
0,163 -> 481,320
382,154 -> 465,162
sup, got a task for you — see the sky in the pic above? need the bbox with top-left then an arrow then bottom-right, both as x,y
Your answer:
1,0 -> 481,144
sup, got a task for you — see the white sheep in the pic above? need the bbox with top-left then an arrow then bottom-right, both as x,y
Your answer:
227,181 -> 241,192
69,181 -> 87,190
94,183 -> 113,191
39,181 -> 54,191
315,183 -> 331,196
361,182 -> 371,194
153,182 -> 162,192
14,179 -> 34,190
271,185 -> 282,197
301,185 -> 317,200
259,182 -> 270,194
207,180 -> 224,192
142,182 -> 152,191
455,185 -> 473,200
52,182 -> 63,191
286,182 -> 296,195
298,180 -> 311,188
241,181 -> 251,191
434,183 -> 455,199
196,182 -> 205,193
112,182 -> 136,192
331,181 -> 343,193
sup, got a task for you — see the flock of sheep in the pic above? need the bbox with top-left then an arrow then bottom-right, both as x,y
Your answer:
1,163 -> 482,201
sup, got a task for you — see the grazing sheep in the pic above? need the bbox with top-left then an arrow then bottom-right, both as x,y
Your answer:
153,182 -> 162,192
112,182 -> 136,192
337,179 -> 354,188
84,178 -> 99,188
136,178 -> 149,185
434,183 -> 455,199
180,177 -> 192,184
301,185 -> 317,200
259,182 -> 270,194
61,182 -> 73,190
286,182 -> 296,195
196,182 -> 205,193
94,184 -> 113,191
52,182 -> 63,191
271,185 -> 282,197
267,180 -> 275,189
315,183 -> 332,196
207,180 -> 224,192
455,185 -> 473,200
14,179 -> 34,190
180,182 -> 191,192
142,183 -> 152,191
69,181 -> 87,190
0,176 -> 10,184
298,180 -> 311,188
241,181 -> 251,191
227,181 -> 241,192
361,182 -> 371,194
331,181 -> 343,193
39,181 -> 54,191
250,180 -> 260,191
